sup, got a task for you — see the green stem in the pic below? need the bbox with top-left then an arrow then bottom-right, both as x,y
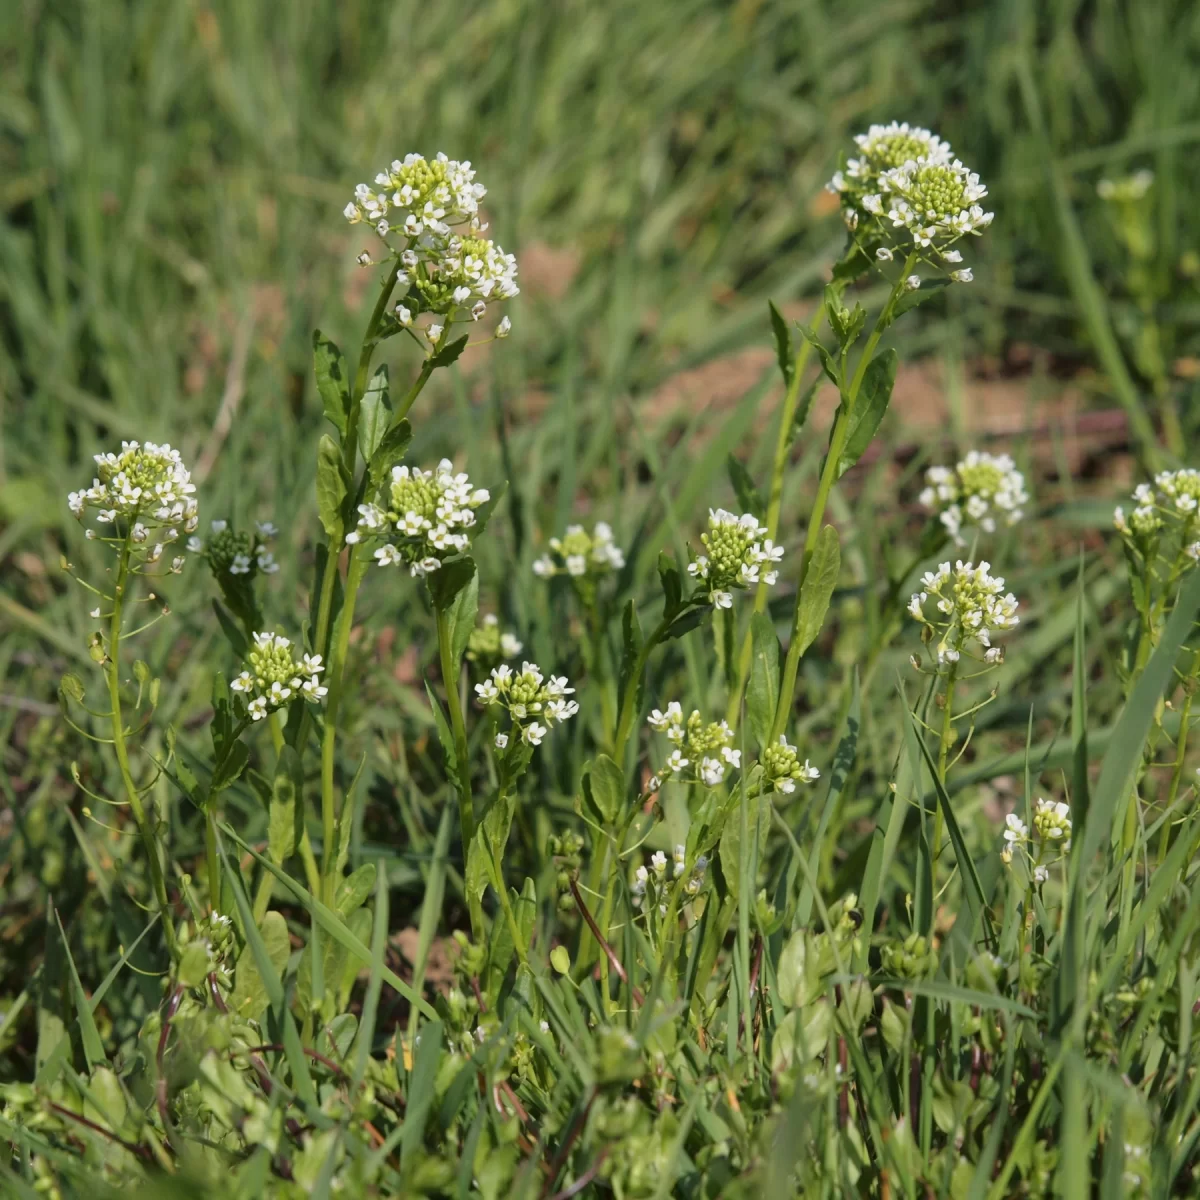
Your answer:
588,605 -> 617,752
106,541 -> 177,955
205,809 -> 220,908
726,305 -> 826,725
771,259 -> 915,742
612,614 -> 672,764
933,660 -> 958,863
436,605 -> 475,852
343,269 -> 400,475
319,547 -> 370,900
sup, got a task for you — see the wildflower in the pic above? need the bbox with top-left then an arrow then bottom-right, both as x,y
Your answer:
344,152 -> 486,239
920,452 -> 1029,546
762,734 -> 821,794
466,612 -> 524,667
475,661 -> 577,746
648,706 -> 740,788
495,733 -> 508,749
354,459 -> 489,575
688,509 -> 782,606
533,521 -> 626,583
827,122 -> 953,202
904,275 -> 921,291
909,560 -> 1019,664
876,157 -> 993,249
650,851 -> 667,876
950,268 -> 974,283
230,632 -> 326,720
497,315 -> 512,338
67,440 -> 199,553
1033,798 -> 1071,842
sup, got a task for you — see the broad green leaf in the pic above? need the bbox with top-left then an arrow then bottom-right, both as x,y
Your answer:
400,1020 -> 443,1163
429,333 -> 468,368
584,754 -> 624,824
357,364 -> 391,464
212,598 -> 249,658
313,331 -> 349,437
447,567 -> 479,663
726,454 -> 764,520
316,434 -> 347,541
229,910 -> 291,1022
797,323 -> 838,386
746,612 -> 780,750
836,347 -> 896,478
335,863 -> 377,916
768,300 -> 794,388
368,417 -> 412,488
53,912 -> 103,1071
657,552 -> 682,613
268,745 -> 302,865
889,278 -> 949,321
428,554 -> 476,612
793,525 -> 840,658
211,741 -> 250,796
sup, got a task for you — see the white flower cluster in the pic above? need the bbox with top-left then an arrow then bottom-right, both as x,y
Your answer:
826,121 -> 991,273
343,153 -> 519,337
188,519 -> 280,578
350,459 -> 489,577
1114,468 -> 1200,548
647,703 -> 741,788
532,522 -> 626,581
761,734 -> 821,794
920,451 -> 1029,546
230,632 -> 327,721
475,661 -> 578,747
68,441 -> 199,569
688,509 -> 784,609
1001,798 -> 1072,885
908,560 -> 1019,664
466,613 -> 524,667
631,844 -> 709,912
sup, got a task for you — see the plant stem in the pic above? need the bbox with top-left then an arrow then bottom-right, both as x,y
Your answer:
771,259 -> 914,742
726,304 -> 825,725
933,660 -> 958,863
612,614 -> 673,764
343,270 -> 399,475
319,547 -> 369,901
436,605 -> 475,852
205,809 -> 220,908
106,540 -> 177,955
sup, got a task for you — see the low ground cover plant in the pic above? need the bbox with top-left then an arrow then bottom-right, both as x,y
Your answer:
5,126 -> 1200,1200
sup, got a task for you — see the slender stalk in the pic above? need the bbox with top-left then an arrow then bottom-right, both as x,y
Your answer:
319,547 -> 369,900
771,258 -> 915,742
205,810 -> 220,908
933,660 -> 958,863
436,605 -> 475,851
726,304 -> 826,724
106,541 -> 177,955
343,270 -> 400,475
611,614 -> 673,764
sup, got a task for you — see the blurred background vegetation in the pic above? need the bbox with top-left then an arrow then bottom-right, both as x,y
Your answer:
2,0 -> 1199,1073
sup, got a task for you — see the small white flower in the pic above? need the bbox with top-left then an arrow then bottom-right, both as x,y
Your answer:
713,590 -> 733,609
90,607 -> 101,619
950,268 -> 974,283
875,246 -> 894,261
1003,813 -> 1028,843
230,553 -> 252,575
651,851 -> 667,875
301,675 -> 328,701
427,323 -> 444,344
495,733 -> 509,749
256,521 -> 278,539
187,536 -> 204,553
496,315 -> 512,338
256,552 -> 280,574
374,543 -> 403,566
500,632 -> 523,658
666,749 -> 689,774
170,556 -> 185,573
396,305 -> 413,327
475,679 -> 500,703
904,275 -> 921,291
523,722 -> 547,746
566,554 -> 587,577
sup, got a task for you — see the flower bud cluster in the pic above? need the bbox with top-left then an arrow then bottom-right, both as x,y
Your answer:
475,661 -> 578,746
466,613 -> 524,668
880,932 -> 936,979
231,632 -> 327,720
919,451 -> 1029,546
908,560 -> 1019,664
67,440 -> 199,567
1114,470 -> 1200,556
351,459 -> 489,577
688,509 -> 783,608
190,519 -> 280,579
1000,798 -> 1072,885
343,153 -> 519,337
762,734 -> 821,794
827,122 -> 991,272
533,522 -> 626,581
631,844 -> 709,913
646,702 -> 740,787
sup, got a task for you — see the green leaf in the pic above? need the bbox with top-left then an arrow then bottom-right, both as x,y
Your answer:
335,863 -> 377,917
788,376 -> 819,448
745,612 -> 780,751
665,603 -> 706,642
447,567 -> 480,663
584,754 -> 624,824
793,525 -> 840,658
796,324 -> 838,386
657,552 -> 682,613
465,829 -> 490,908
352,863 -> 388,1089
618,598 -> 644,703
211,741 -> 250,796
831,244 -> 872,283
229,910 -> 291,1022
429,333 -> 469,368
368,417 -> 412,488
316,434 -> 348,542
890,278 -> 950,321
212,599 -> 249,658
768,300 -> 794,387
726,454 -> 764,520
358,364 -> 391,464
268,746 -> 303,865
400,1020 -> 443,1162
424,681 -> 456,765
428,554 -> 476,612
471,479 -> 507,538
313,331 -> 350,437
53,912 -> 103,1071
836,347 -> 896,478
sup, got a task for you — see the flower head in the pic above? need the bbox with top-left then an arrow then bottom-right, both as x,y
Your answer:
67,441 -> 199,556
533,521 -> 626,583
466,612 -> 524,668
762,734 -> 821,795
647,705 -> 740,789
919,451 -> 1029,546
355,459 -> 489,575
908,560 -> 1019,662
828,123 -> 953,202
688,509 -> 783,605
474,660 -> 577,746
230,632 -> 326,720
